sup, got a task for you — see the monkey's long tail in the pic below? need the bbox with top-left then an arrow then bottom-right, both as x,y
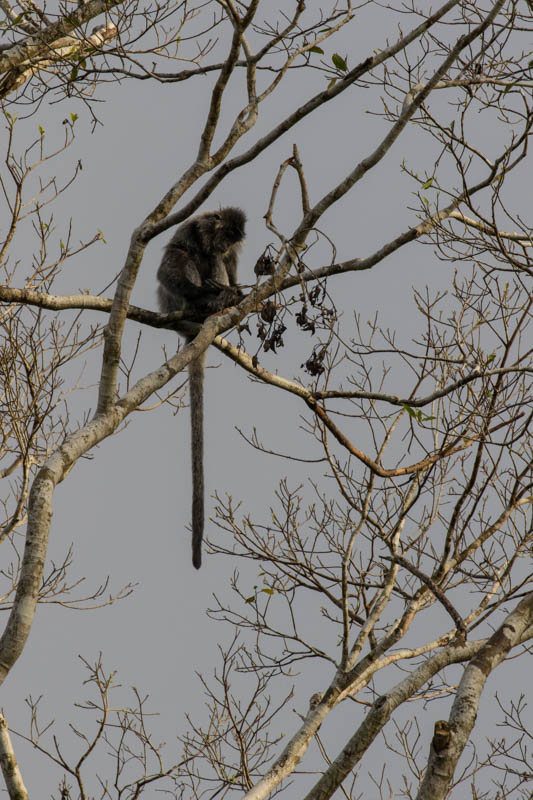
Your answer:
188,351 -> 205,569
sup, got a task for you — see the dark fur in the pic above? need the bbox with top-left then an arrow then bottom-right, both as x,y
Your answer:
157,207 -> 246,568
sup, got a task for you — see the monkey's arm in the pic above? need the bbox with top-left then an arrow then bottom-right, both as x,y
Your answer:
204,284 -> 244,313
224,250 -> 239,287
157,249 -> 226,311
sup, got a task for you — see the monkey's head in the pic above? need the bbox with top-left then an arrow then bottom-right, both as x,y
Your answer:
201,207 -> 246,253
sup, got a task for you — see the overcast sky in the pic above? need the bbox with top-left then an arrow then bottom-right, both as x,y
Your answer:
1,3 -> 531,796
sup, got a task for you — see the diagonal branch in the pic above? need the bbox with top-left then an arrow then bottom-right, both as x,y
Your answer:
416,593 -> 533,800
0,23 -> 118,99
386,555 -> 467,639
0,0 -> 125,74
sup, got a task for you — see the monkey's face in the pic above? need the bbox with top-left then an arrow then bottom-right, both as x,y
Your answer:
205,208 -> 246,252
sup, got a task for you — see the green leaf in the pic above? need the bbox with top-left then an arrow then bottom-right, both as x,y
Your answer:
38,124 -> 45,135
327,78 -> 337,90
401,402 -> 416,418
70,65 -> 78,81
486,353 -> 496,363
402,403 -> 434,424
245,595 -> 255,604
332,53 -> 347,72
422,178 -> 433,190
261,588 -> 274,595
70,112 -> 78,123
98,229 -> 107,244
309,46 -> 324,54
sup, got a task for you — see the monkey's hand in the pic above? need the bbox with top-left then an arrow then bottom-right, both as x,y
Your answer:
205,285 -> 244,313
203,278 -> 229,292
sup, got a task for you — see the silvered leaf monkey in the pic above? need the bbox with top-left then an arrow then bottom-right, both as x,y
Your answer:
157,207 -> 246,568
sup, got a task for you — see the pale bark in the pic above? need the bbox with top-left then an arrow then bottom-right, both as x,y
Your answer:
0,714 -> 28,800
302,640 -> 482,800
0,0 -> 124,74
417,594 -> 533,800
0,23 -> 118,97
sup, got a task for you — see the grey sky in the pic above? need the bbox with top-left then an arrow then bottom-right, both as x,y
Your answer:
1,2 -> 531,796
